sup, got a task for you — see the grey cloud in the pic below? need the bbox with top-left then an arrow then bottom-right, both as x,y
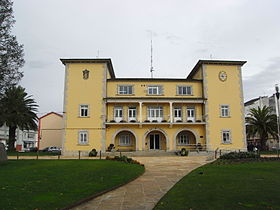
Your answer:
243,57 -> 280,101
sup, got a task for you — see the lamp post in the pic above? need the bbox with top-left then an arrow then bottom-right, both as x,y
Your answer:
275,84 -> 280,154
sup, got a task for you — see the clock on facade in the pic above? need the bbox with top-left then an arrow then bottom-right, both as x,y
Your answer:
219,71 -> 227,81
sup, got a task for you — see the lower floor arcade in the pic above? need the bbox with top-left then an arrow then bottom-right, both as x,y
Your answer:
107,125 -> 205,152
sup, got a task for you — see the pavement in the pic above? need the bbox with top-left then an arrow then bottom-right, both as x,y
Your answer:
73,156 -> 209,210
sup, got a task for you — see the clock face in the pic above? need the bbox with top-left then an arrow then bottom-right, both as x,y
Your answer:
219,71 -> 227,81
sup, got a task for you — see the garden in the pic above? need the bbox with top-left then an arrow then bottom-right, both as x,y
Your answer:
154,152 -> 280,210
0,159 -> 144,209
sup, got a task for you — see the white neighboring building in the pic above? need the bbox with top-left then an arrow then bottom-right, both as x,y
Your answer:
244,95 -> 278,150
0,124 -> 38,151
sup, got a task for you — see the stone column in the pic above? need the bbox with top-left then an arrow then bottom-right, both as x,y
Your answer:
169,102 -> 173,123
139,102 -> 143,123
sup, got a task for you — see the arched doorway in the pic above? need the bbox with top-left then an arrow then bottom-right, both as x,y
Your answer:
114,130 -> 136,151
144,130 -> 167,151
175,130 -> 197,150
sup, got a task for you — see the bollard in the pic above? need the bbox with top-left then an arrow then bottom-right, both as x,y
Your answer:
36,150 -> 39,160
99,150 -> 101,159
17,151 -> 19,160
79,151 -> 81,160
58,155 -> 60,160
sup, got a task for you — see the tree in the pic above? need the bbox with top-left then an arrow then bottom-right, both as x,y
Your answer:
246,106 -> 278,150
0,86 -> 38,151
0,0 -> 24,95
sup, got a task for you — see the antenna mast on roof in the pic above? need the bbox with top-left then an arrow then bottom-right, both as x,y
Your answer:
150,33 -> 154,78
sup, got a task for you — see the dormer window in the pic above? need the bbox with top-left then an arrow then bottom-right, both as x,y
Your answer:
83,69 -> 89,80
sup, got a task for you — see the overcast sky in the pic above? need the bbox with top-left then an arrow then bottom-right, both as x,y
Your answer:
12,0 -> 280,115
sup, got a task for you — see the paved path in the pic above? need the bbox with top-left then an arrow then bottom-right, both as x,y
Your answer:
73,156 -> 209,210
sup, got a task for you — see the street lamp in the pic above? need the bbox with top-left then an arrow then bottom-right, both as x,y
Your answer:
275,84 -> 280,152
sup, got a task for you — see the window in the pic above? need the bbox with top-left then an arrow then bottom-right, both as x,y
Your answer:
148,107 -> 163,121
114,107 -> 123,122
220,105 -> 230,117
187,107 -> 195,121
128,107 -> 137,120
118,85 -> 133,95
178,134 -> 189,145
177,86 -> 192,95
148,85 -> 162,95
222,130 -> 231,144
27,133 -> 35,139
80,105 -> 89,117
174,108 -> 182,118
79,131 -> 88,145
119,135 -> 131,146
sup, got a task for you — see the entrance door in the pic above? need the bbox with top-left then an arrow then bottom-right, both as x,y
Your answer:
150,134 -> 160,150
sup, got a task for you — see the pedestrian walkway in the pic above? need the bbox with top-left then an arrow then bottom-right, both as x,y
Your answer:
73,156 -> 209,210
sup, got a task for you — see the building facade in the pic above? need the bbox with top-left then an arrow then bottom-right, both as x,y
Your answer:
0,124 -> 37,151
37,112 -> 63,150
61,59 -> 247,156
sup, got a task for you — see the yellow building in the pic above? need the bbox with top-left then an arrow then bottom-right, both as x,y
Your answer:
60,59 -> 247,156
38,112 -> 63,150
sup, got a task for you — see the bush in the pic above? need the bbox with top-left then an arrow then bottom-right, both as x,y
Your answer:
220,152 -> 260,160
105,155 -> 144,166
181,148 -> 189,156
89,149 -> 98,157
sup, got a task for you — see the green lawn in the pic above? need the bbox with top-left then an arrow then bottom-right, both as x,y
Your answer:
0,160 -> 144,210
154,161 -> 280,210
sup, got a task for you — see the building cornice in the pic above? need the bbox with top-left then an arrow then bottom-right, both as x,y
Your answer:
60,58 -> 115,79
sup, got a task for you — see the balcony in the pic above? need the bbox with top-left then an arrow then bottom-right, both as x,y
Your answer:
105,115 -> 206,125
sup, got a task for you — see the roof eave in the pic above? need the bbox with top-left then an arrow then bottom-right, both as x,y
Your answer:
60,58 -> 116,79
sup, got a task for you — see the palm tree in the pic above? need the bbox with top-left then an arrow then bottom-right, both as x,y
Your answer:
0,86 -> 38,151
246,106 -> 278,150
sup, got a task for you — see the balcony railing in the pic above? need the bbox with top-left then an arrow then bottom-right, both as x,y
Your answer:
106,115 -> 205,124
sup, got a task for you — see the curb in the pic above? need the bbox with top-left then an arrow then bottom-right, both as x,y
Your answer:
61,164 -> 145,210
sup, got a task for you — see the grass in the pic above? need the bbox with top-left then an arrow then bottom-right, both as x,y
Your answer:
154,160 -> 280,210
7,151 -> 60,156
0,159 -> 144,210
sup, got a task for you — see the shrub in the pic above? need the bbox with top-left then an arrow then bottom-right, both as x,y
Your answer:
220,152 -> 260,160
110,120 -> 116,123
144,120 -> 150,123
105,155 -> 144,166
162,120 -> 167,122
89,149 -> 98,157
120,120 -> 126,123
181,148 -> 189,156
152,120 -> 158,123
129,120 -> 136,123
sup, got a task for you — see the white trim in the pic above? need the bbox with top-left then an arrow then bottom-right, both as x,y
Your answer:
106,99 -> 205,103
220,104 -> 230,117
117,85 -> 134,95
111,128 -> 138,150
176,85 -> 193,95
173,128 -> 199,150
79,104 -> 89,117
142,128 -> 169,151
221,129 -> 232,144
78,130 -> 89,145
147,85 -> 163,95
